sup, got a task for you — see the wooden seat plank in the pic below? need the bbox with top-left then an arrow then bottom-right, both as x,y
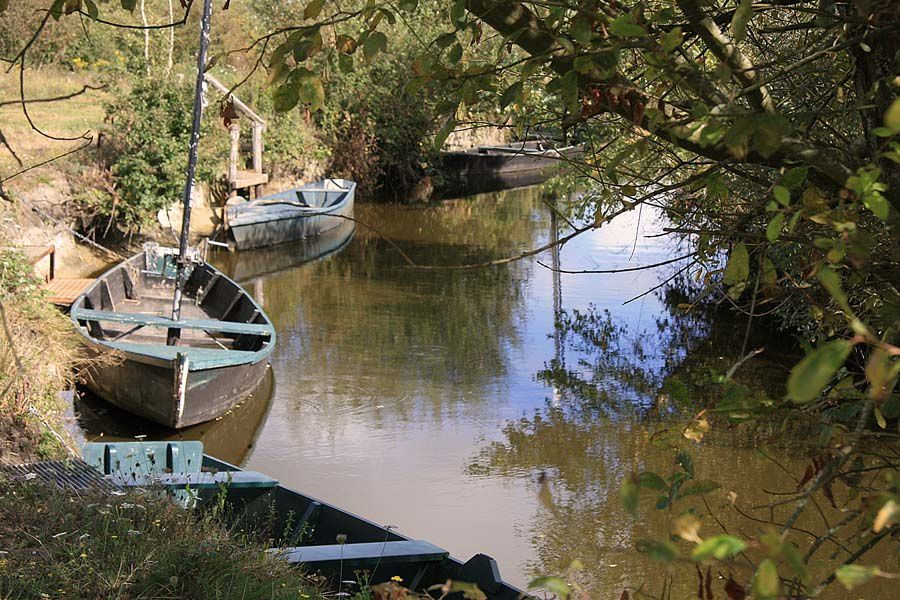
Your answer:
72,308 -> 271,336
274,540 -> 448,566
109,470 -> 278,490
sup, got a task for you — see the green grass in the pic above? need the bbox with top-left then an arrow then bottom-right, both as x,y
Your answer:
0,68 -> 107,175
0,481 -> 326,600
0,246 -> 82,462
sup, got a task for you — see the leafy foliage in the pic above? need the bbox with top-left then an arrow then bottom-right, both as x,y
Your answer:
84,77 -> 217,237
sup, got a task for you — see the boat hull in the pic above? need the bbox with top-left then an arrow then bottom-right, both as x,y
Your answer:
216,219 -> 355,283
82,350 -> 270,429
71,249 -> 276,429
201,455 -> 529,599
227,179 -> 356,250
438,142 -> 583,196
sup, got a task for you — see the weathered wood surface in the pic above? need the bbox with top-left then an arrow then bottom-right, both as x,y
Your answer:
274,540 -> 449,566
45,278 -> 96,306
72,307 -> 272,336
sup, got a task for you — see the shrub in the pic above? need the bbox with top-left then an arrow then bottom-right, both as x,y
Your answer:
85,77 -> 220,238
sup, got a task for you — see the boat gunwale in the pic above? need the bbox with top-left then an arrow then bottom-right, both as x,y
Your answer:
226,180 -> 356,228
70,253 -> 276,371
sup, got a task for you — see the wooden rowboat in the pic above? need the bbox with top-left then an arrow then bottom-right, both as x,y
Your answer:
225,178 -> 356,250
70,244 -> 275,429
76,441 -> 530,599
439,140 -> 582,195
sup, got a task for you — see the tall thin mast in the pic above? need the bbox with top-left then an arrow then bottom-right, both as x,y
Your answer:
168,0 -> 213,346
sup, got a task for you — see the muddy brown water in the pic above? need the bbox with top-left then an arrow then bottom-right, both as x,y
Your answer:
76,185 -> 894,598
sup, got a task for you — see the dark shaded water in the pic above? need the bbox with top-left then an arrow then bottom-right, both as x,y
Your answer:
76,185 -> 892,598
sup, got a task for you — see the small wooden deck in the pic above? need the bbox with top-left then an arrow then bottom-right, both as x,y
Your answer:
45,278 -> 95,306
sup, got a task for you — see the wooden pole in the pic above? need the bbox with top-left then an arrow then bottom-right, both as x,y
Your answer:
252,122 -> 264,197
168,0 -> 213,346
228,122 -> 240,197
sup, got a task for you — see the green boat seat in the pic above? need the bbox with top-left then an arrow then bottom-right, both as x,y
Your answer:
110,470 -> 278,490
273,540 -> 448,568
71,308 -> 272,337
82,441 -> 204,476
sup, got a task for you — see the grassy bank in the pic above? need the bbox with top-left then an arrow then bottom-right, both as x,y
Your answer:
0,246 -> 83,464
0,482 -> 325,599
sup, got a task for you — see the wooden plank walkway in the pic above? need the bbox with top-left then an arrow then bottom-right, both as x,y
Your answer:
44,278 -> 94,306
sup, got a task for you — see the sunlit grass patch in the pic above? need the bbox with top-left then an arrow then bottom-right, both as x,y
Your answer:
0,68 -> 107,175
0,481 -> 326,599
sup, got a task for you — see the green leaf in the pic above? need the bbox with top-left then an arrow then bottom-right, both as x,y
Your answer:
560,69 -> 579,114
363,31 -> 387,62
83,0 -> 98,18
435,32 -> 457,49
731,0 -> 754,43
637,471 -> 666,490
787,340 -> 853,403
573,55 -> 594,74
885,97 -> 900,134
570,15 -> 593,44
723,242 -> 749,285
766,213 -> 784,242
724,117 -> 755,160
773,185 -> 791,206
120,0 -> 136,12
609,15 -> 648,38
450,0 -> 466,27
780,167 -> 808,190
448,43 -> 463,65
338,53 -> 354,74
303,0 -> 324,19
398,0 -> 418,11
272,82 -> 299,112
296,71 -> 325,112
753,114 -> 791,158
661,27 -> 683,53
680,480 -> 722,498
817,266 -> 850,312
434,117 -> 456,151
677,450 -> 694,477
50,0 -> 66,19
636,538 -> 680,562
835,564 -> 880,590
691,535 -> 747,561
500,81 -> 523,110
619,473 -> 639,514
753,559 -> 780,599
528,576 -> 571,598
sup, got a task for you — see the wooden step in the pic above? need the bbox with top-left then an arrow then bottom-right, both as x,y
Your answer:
232,170 -> 269,189
44,278 -> 95,306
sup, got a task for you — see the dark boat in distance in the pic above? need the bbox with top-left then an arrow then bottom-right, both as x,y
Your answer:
439,139 -> 582,196
225,178 -> 356,250
70,244 -> 275,429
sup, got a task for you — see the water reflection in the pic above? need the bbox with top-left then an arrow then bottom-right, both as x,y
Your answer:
74,183 -> 888,598
76,369 -> 274,465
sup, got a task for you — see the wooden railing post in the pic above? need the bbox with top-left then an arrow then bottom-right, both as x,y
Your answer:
252,122 -> 264,198
228,122 -> 240,198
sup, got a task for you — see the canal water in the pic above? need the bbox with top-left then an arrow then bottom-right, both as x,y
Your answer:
75,184 -> 889,598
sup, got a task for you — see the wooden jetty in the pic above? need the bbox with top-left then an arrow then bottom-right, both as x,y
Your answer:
205,74 -> 269,199
22,243 -> 95,307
